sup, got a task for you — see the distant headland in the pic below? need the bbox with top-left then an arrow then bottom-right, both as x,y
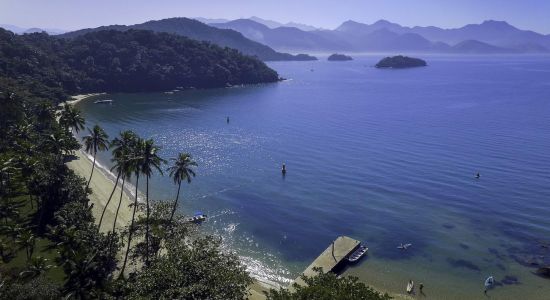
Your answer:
328,53 -> 353,61
375,55 -> 427,69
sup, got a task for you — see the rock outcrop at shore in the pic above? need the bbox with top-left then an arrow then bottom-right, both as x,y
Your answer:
375,55 -> 427,68
537,266 -> 550,278
328,53 -> 353,61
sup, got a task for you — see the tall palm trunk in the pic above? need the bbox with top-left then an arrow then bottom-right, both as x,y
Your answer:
169,181 -> 182,224
86,152 -> 97,189
98,170 -> 121,232
145,176 -> 150,266
112,175 -> 126,233
120,174 -> 139,278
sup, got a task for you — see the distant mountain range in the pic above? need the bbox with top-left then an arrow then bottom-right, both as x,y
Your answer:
196,17 -> 321,32
4,17 -> 550,57
210,19 -> 550,53
0,24 -> 66,35
56,18 -> 316,62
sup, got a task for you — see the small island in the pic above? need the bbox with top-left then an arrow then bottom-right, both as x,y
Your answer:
375,55 -> 427,68
294,53 -> 318,61
328,53 -> 353,61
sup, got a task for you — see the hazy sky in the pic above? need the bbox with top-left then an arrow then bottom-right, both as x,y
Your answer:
1,0 -> 549,33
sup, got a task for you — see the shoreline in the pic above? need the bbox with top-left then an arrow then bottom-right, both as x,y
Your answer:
64,93 -> 381,299
65,93 -> 408,299
65,93 -> 105,106
67,150 -> 136,232
65,93 -> 138,232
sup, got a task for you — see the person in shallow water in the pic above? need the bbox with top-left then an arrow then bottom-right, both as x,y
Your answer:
281,163 -> 286,175
226,116 -> 229,123
476,172 -> 480,178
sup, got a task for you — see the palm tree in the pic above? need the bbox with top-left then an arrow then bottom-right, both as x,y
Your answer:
43,133 -> 70,160
34,102 -> 55,131
120,137 -> 144,277
0,237 -> 11,262
167,153 -> 197,224
112,159 -> 132,233
59,104 -> 85,134
19,256 -> 54,279
82,125 -> 109,190
113,130 -> 138,233
16,229 -> 35,261
97,131 -> 136,232
140,139 -> 166,266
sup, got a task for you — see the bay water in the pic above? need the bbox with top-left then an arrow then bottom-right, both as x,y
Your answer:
76,55 -> 550,299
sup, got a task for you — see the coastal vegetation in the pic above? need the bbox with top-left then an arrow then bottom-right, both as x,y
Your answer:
0,28 -> 279,103
265,268 -> 391,300
375,55 -> 427,68
0,88 -> 252,298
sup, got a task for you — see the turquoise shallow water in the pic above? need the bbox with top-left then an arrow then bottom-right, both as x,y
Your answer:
77,55 -> 550,299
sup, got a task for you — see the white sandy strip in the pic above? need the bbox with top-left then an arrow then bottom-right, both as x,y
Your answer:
67,150 -> 137,232
62,93 -> 137,232
66,93 -> 105,106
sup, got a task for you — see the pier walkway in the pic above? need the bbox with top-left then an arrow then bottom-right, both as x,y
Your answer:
293,236 -> 360,286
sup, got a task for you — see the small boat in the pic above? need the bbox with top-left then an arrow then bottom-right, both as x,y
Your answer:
397,243 -> 412,250
347,244 -> 368,262
484,276 -> 494,289
94,99 -> 113,104
186,211 -> 207,224
536,266 -> 550,278
406,280 -> 414,294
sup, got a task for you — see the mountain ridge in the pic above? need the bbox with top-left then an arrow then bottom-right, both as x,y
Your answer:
213,18 -> 550,53
58,18 -> 317,61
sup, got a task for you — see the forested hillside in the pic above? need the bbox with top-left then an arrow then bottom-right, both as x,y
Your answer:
0,28 -> 279,103
59,18 -> 317,61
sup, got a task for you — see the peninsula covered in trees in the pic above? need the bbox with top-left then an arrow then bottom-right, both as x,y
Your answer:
0,28 -> 279,102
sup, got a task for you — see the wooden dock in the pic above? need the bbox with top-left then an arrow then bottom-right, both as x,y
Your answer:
293,236 -> 360,287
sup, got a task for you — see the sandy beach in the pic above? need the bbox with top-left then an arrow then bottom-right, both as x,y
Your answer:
66,93 -> 105,106
67,150 -> 136,232
64,93 -> 135,232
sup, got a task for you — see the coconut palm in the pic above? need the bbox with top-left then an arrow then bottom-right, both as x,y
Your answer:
19,256 -> 54,279
16,229 -> 35,261
112,159 -> 133,233
140,138 -> 166,266
43,132 -> 71,160
97,131 -> 137,232
120,137 -> 144,277
0,237 -> 12,262
0,158 -> 17,197
82,125 -> 109,189
34,102 -> 55,131
59,104 -> 85,134
167,153 -> 197,224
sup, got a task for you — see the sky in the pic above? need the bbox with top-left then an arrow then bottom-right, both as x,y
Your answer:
1,0 -> 549,34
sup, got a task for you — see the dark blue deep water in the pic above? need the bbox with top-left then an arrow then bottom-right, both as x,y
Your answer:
77,55 -> 550,299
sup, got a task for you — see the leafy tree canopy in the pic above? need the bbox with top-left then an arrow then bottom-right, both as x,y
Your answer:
265,268 -> 392,300
0,28 -> 279,104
